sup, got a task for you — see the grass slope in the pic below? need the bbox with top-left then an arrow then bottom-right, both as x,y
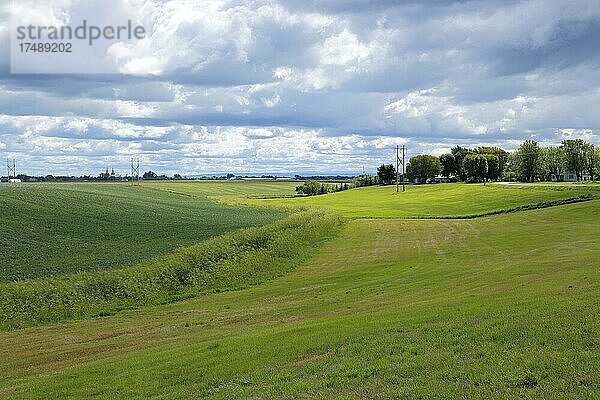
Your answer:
1,201 -> 597,398
0,183 -> 285,282
262,183 -> 600,218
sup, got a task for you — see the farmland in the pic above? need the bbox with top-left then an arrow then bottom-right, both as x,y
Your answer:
144,180 -> 299,199
0,181 -> 598,398
0,183 -> 285,282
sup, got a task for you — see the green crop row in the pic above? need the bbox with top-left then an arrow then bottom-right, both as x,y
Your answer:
0,183 -> 286,282
0,209 -> 343,330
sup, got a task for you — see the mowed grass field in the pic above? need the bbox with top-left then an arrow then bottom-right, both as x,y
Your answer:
0,182 -> 598,398
0,183 -> 285,282
262,183 -> 599,218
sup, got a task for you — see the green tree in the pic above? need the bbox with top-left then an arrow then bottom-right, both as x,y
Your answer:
352,174 -> 376,187
475,147 -> 509,178
142,171 -> 158,180
595,148 -> 600,180
406,155 -> 442,183
584,143 -> 597,181
296,180 -> 322,196
463,154 -> 488,184
561,139 -> 587,181
503,153 -> 520,182
377,164 -> 396,185
451,146 -> 471,180
439,153 -> 456,177
542,147 -> 566,181
515,140 -> 542,182
483,154 -> 500,181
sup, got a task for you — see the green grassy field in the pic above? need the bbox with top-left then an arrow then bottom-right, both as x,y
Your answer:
0,183 -> 285,282
0,182 -> 598,398
261,183 -> 599,218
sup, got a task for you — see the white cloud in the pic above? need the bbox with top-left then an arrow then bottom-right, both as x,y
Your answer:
262,94 -> 281,108
0,0 -> 599,174
555,128 -> 597,143
273,66 -> 294,80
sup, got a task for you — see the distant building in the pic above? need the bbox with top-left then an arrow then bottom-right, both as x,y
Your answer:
8,178 -> 22,183
433,175 -> 455,183
556,171 -> 592,182
99,167 -> 120,181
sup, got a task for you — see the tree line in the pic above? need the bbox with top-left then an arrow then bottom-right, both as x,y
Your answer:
296,174 -> 378,196
296,180 -> 351,196
298,138 -> 599,197
396,139 -> 599,184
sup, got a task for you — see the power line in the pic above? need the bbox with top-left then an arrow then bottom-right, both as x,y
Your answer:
315,147 -> 406,157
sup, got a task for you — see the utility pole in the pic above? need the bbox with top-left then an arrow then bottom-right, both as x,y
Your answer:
402,145 -> 406,192
395,145 -> 407,192
396,145 -> 400,193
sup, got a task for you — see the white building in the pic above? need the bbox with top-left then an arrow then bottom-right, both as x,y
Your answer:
557,171 -> 592,182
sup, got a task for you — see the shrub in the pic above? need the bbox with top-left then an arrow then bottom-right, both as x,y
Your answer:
352,174 -> 377,188
296,181 -> 345,196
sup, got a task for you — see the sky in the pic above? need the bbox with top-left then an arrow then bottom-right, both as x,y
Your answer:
1,0 -> 599,176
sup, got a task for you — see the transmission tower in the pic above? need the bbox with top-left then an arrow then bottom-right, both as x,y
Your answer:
6,159 -> 16,179
130,157 -> 140,186
395,145 -> 406,192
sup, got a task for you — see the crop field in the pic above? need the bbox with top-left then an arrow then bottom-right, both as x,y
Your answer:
0,183 -> 285,282
0,182 -> 598,399
145,180 -> 299,199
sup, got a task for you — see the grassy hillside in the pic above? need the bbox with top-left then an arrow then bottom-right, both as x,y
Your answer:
262,183 -> 599,218
1,200 -> 597,398
0,183 -> 285,282
0,209 -> 342,329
